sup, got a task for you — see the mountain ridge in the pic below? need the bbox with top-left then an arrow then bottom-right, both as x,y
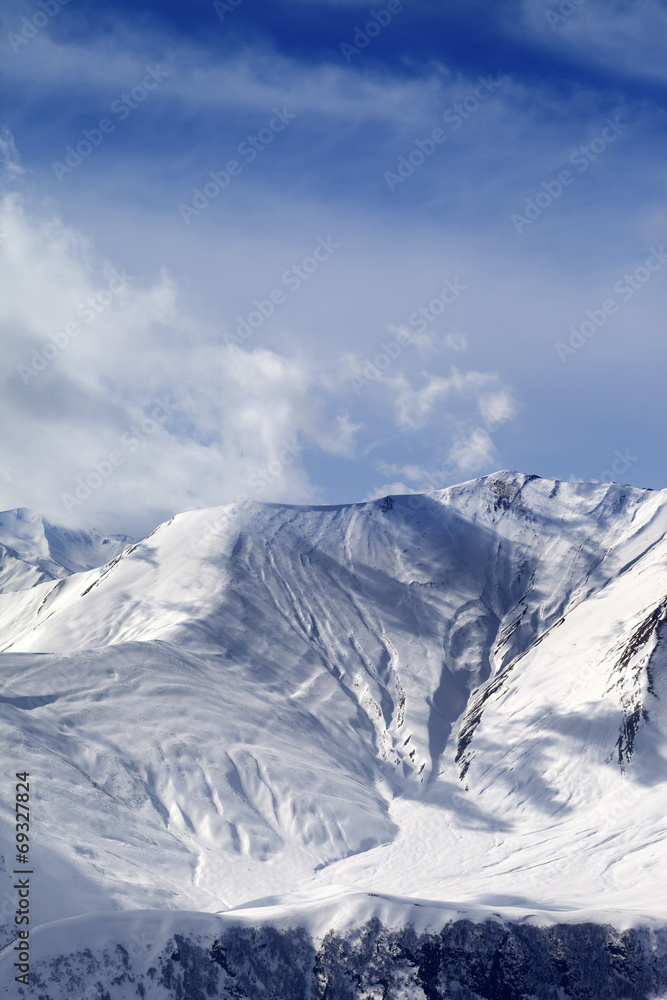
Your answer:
1,471 -> 667,995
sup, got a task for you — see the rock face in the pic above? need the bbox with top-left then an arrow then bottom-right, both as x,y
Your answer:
21,917 -> 667,1000
2,471 -> 667,995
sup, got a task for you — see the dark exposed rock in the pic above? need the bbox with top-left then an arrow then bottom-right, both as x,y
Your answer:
22,918 -> 667,999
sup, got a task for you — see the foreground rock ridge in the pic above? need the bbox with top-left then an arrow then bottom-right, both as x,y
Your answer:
17,911 -> 667,1000
1,470 -> 667,997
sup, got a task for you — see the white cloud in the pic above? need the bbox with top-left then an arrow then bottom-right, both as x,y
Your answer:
447,427 -> 497,472
0,130 -> 24,181
0,169 -> 361,535
371,366 -> 516,488
392,372 -> 453,430
0,30 -> 449,128
390,368 -> 515,433
519,0 -> 667,84
444,332 -> 467,351
375,426 -> 501,488
363,481 -> 419,501
478,389 -> 517,429
375,462 -> 441,488
341,339 -> 519,488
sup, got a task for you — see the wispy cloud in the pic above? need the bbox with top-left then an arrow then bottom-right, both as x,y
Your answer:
518,0 -> 667,84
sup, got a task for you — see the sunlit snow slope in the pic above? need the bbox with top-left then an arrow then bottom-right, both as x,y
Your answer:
1,471 -> 667,960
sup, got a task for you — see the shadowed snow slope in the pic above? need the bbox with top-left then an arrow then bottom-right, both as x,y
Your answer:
2,471 -> 667,993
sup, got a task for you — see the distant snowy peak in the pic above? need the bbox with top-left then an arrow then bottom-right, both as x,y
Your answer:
0,507 -> 134,594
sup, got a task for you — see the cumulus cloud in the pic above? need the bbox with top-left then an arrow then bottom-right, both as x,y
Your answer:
391,368 -> 513,431
366,365 -> 516,493
351,362 -> 516,441
337,320 -> 520,496
478,389 -> 517,430
0,155 -> 362,535
447,427 -> 497,472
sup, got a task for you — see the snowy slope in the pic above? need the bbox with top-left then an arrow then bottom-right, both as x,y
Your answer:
1,472 -> 667,995
0,507 -> 133,594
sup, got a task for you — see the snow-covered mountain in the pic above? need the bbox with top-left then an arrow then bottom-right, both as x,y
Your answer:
2,471 -> 667,998
0,507 -> 133,594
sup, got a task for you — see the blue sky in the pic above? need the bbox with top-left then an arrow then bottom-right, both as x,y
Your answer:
0,0 -> 665,534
